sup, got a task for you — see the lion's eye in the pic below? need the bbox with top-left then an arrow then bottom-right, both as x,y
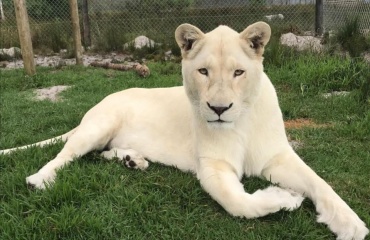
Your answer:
198,68 -> 208,76
234,69 -> 245,77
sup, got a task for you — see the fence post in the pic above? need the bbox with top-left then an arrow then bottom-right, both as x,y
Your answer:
69,0 -> 83,65
13,0 -> 36,76
315,0 -> 323,36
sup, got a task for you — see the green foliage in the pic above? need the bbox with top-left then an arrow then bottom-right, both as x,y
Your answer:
125,0 -> 194,16
153,61 -> 182,75
94,26 -> 128,52
250,0 -> 267,6
336,17 -> 370,58
27,0 -> 70,21
263,24 -> 369,106
31,20 -> 71,52
266,50 -> 369,104
263,25 -> 301,68
356,63 -> 370,104
82,4 -> 313,57
170,41 -> 181,57
0,17 -> 20,48
2,3 -> 314,51
130,45 -> 162,61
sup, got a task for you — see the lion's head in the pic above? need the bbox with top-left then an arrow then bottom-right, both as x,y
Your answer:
175,22 -> 271,128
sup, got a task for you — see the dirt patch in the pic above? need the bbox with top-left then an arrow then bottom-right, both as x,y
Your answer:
34,85 -> 71,102
285,118 -> 331,149
284,118 -> 329,129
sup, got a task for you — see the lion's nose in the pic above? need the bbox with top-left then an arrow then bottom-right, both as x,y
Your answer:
207,102 -> 233,116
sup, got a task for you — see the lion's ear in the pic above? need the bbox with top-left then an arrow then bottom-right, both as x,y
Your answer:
240,22 -> 271,56
175,24 -> 204,56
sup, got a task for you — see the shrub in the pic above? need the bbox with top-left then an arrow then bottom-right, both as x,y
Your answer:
336,17 -> 370,58
31,20 -> 71,52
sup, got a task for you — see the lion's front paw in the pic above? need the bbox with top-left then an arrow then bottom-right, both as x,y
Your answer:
26,171 -> 55,189
253,186 -> 304,215
123,154 -> 149,170
267,186 -> 304,210
317,198 -> 369,240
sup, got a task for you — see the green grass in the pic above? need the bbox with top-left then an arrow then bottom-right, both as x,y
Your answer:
0,53 -> 369,239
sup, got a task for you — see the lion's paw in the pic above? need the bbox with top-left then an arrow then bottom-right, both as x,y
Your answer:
123,154 -> 149,170
254,186 -> 304,211
317,199 -> 369,240
101,148 -> 149,170
26,171 -> 55,189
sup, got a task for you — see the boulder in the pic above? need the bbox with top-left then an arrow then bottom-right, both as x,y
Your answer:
124,36 -> 157,49
0,47 -> 22,59
280,33 -> 323,52
265,14 -> 284,21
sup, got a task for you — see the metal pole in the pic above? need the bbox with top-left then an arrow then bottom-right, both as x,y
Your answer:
315,0 -> 323,36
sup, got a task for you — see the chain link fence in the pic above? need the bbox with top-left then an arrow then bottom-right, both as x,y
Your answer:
0,0 -> 369,53
324,0 -> 370,33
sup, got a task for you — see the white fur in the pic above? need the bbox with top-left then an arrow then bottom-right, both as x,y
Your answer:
1,22 -> 368,240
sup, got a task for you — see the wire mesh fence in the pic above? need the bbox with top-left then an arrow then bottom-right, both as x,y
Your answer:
0,0 -> 369,53
324,0 -> 370,33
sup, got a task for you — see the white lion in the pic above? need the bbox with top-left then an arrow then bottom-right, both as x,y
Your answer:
1,22 -> 368,240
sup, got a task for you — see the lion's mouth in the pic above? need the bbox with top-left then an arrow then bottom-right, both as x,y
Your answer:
207,119 -> 231,123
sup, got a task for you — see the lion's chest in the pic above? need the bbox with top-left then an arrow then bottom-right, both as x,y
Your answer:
194,114 -> 285,178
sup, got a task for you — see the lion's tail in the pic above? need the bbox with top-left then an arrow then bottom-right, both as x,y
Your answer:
0,127 -> 78,155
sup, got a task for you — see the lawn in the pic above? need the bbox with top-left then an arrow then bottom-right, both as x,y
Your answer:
0,52 -> 369,239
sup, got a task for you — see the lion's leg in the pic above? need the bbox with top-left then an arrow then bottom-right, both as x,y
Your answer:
26,122 -> 114,189
261,150 -> 369,240
197,159 -> 304,219
101,148 -> 149,170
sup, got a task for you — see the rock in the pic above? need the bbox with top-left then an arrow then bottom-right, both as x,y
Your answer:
124,36 -> 157,49
0,47 -> 22,59
322,91 -> 350,98
164,50 -> 173,61
265,14 -> 284,21
363,52 -> 370,63
2,52 -> 130,70
280,33 -> 323,52
0,61 -> 9,68
59,49 -> 69,59
55,59 -> 67,69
